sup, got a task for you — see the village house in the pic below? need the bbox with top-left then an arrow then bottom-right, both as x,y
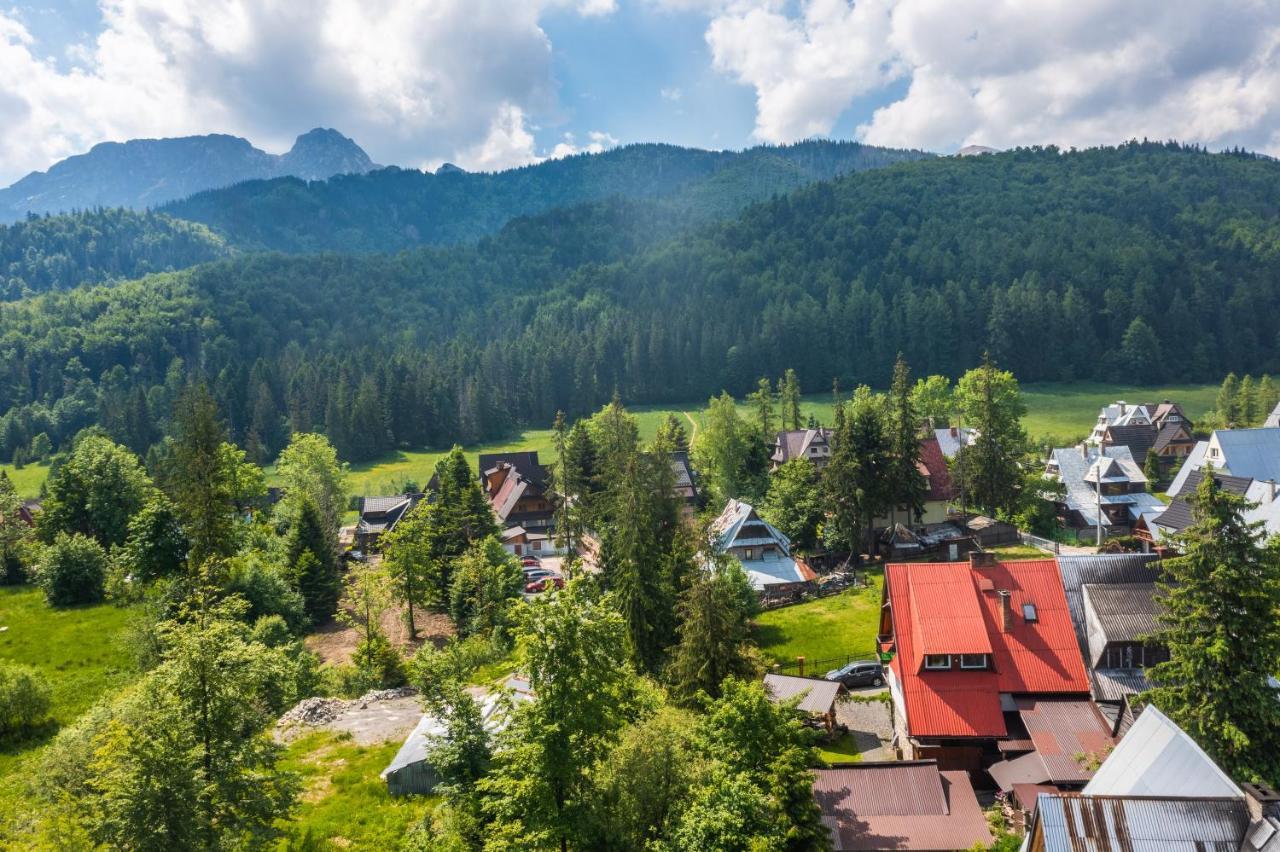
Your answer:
1138,468 -> 1280,552
1044,444 -> 1163,541
874,435 -> 957,528
1024,705 -> 1280,851
771,427 -> 833,471
1087,400 -> 1189,445
878,554 -> 1104,781
480,451 -> 554,534
669,449 -> 700,516
1056,553 -> 1165,736
811,761 -> 994,851
933,425 -> 977,460
353,492 -> 424,551
1168,426 -> 1280,499
710,499 -> 816,596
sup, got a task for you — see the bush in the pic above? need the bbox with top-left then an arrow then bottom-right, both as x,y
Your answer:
37,532 -> 107,606
0,661 -> 53,737
348,631 -> 406,694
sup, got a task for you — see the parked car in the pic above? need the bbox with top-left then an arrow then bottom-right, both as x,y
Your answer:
525,576 -> 565,593
344,549 -> 367,564
825,661 -> 884,688
522,568 -> 556,581
521,556 -> 541,567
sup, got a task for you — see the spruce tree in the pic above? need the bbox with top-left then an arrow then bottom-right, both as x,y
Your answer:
748,377 -> 776,443
1239,374 -> 1258,426
667,558 -> 760,704
952,355 -> 1028,516
1143,447 -> 1162,491
1146,473 -> 1280,784
288,497 -> 341,626
1258,374 -> 1279,423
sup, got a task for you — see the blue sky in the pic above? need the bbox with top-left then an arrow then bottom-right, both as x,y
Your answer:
1,1 -> 1278,183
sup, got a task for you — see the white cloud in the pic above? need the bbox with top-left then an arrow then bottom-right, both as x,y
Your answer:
0,0 -> 616,184
455,109 -> 619,172
660,86 -> 684,101
699,0 -> 1280,154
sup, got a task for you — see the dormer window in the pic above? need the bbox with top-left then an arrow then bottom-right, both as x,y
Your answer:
1023,604 -> 1038,623
924,655 -> 951,670
960,654 -> 988,670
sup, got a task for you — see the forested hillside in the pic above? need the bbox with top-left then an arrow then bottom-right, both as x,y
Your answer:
2,142 -> 1279,465
160,141 -> 931,252
0,209 -> 229,299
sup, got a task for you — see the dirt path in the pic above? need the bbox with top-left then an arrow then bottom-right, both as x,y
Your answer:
683,411 -> 700,443
306,599 -> 455,667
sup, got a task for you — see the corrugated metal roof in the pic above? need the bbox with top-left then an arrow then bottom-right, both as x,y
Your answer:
1035,794 -> 1249,851
1091,668 -> 1150,701
1082,583 -> 1161,643
813,763 -> 994,851
884,558 -> 1089,739
1057,553 -> 1162,658
1213,427 -> 1280,482
1084,704 -> 1242,798
763,674 -> 843,714
989,698 -> 1115,789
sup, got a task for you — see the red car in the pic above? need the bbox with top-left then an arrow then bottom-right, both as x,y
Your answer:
524,576 -> 564,593
521,556 -> 541,567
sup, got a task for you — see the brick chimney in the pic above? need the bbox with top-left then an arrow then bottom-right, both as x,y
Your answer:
997,590 -> 1012,632
970,551 -> 997,569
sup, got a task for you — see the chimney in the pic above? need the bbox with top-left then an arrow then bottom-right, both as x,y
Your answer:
970,551 -> 997,569
1080,442 -> 1089,459
997,590 -> 1012,632
950,426 -> 958,437
1241,781 -> 1280,821
1269,480 -> 1277,502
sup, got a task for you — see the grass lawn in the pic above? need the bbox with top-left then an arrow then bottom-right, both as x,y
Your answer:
987,543 -> 1055,560
752,572 -> 884,669
0,461 -> 51,499
1019,381 -> 1218,445
277,731 -> 437,849
816,731 -> 862,764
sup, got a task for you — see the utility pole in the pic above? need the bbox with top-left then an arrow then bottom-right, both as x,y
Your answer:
1095,449 -> 1104,548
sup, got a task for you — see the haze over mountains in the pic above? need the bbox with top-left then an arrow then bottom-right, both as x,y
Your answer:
0,128 -> 378,222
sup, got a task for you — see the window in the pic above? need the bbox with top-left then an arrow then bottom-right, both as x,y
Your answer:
960,654 -> 987,670
744,548 -> 754,560
1023,604 -> 1038,623
924,655 -> 951,670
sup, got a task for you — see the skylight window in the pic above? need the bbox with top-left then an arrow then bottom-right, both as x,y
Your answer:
1023,604 -> 1038,623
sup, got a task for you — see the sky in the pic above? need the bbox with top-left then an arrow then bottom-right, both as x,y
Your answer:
2,0 -> 1279,185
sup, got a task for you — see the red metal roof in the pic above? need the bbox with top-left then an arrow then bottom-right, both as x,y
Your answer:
885,558 -> 1090,739
918,436 -> 956,502
813,762 -> 994,851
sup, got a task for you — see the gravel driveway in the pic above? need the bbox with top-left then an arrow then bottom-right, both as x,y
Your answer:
835,687 -> 893,761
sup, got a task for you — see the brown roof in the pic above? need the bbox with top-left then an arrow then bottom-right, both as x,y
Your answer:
1155,469 -> 1254,533
1152,421 -> 1193,452
772,428 -> 832,463
763,674 -> 844,714
1103,424 -> 1159,460
917,436 -> 955,502
814,762 -> 994,851
988,699 -> 1115,791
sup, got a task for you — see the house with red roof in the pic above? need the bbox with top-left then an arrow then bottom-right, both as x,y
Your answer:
873,435 -> 957,528
878,553 -> 1105,781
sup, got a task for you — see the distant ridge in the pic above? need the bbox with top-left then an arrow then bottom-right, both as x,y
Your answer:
0,128 -> 379,222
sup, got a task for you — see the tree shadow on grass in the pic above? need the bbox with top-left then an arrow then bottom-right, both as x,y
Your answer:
0,718 -> 60,757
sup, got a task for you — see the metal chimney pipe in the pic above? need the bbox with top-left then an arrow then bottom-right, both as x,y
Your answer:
997,590 -> 1012,632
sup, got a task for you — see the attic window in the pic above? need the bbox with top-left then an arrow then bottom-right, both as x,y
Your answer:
960,654 -> 988,670
924,655 -> 951,670
1023,604 -> 1038,623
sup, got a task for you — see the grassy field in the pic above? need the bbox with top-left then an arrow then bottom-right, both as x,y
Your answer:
752,572 -> 884,669
277,731 -> 437,849
0,460 -> 51,499
0,586 -> 139,777
6,381 -> 1219,501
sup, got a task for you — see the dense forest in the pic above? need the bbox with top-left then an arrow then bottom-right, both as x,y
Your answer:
159,140 -> 931,252
0,209 -> 228,300
2,141 -> 1280,464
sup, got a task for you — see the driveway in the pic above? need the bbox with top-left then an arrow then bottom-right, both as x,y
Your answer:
835,687 -> 893,761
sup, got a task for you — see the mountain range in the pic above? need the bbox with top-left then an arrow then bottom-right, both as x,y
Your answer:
0,128 -> 378,222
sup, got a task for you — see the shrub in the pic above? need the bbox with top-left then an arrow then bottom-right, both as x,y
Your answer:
0,661 -> 53,737
37,532 -> 108,606
349,631 -> 406,693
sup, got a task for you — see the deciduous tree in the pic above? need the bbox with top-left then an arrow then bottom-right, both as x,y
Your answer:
952,356 -> 1028,517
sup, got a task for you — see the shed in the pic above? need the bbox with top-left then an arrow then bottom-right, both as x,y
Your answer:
763,673 -> 845,730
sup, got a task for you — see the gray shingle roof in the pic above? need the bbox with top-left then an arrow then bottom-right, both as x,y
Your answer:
1082,583 -> 1161,643
1056,554 -> 1162,659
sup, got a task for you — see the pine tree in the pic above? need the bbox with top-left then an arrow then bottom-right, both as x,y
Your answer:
1143,447 -> 1162,491
164,384 -> 239,569
667,558 -> 760,704
1216,372 -> 1240,426
288,497 -> 341,626
887,355 -> 926,522
823,388 -> 893,562
748,377 -> 776,443
778,368 -> 802,432
1239,374 -> 1258,426
1146,473 -> 1280,784
1258,375 -> 1279,423
654,412 -> 689,452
